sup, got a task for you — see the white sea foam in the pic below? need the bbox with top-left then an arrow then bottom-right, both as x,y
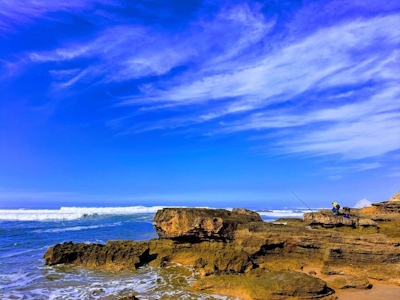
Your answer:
32,222 -> 121,233
257,209 -> 306,219
354,199 -> 372,208
0,206 -> 179,221
0,271 -> 42,290
1,265 -> 233,300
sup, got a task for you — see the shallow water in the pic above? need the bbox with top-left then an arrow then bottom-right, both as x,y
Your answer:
0,206 -> 307,299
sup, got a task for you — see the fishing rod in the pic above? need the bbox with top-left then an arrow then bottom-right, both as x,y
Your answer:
288,189 -> 314,216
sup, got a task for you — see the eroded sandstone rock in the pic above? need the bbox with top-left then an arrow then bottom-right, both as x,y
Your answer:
153,207 -> 262,242
390,191 -> 400,202
303,211 -> 378,230
44,205 -> 400,299
44,241 -> 153,270
329,276 -> 372,290
361,191 -> 400,214
191,269 -> 335,300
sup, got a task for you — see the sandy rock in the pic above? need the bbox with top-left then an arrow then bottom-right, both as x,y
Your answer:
153,207 -> 262,242
232,208 -> 263,222
362,191 -> 400,214
45,206 -> 400,298
390,191 -> 400,202
44,241 -> 152,270
191,269 -> 334,300
371,201 -> 400,213
329,276 -> 372,290
357,218 -> 378,227
303,211 -> 378,230
303,211 -> 355,227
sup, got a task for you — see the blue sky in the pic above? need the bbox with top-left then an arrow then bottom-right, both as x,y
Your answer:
0,0 -> 399,209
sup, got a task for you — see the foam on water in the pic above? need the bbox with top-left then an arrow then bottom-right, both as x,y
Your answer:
0,206 -> 306,299
32,222 -> 122,233
1,264 -> 235,300
257,209 -> 307,219
0,206 -> 180,221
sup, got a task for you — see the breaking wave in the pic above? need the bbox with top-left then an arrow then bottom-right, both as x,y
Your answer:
0,206 -> 178,221
257,209 -> 307,219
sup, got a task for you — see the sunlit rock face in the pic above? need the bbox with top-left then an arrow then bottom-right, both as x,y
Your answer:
44,204 -> 400,297
390,191 -> 400,202
369,191 -> 400,214
153,207 -> 262,242
303,211 -> 378,230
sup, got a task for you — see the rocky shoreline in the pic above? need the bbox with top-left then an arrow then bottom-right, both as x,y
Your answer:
44,192 -> 400,299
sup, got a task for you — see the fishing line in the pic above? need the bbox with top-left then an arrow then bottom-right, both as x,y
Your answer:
288,189 -> 314,218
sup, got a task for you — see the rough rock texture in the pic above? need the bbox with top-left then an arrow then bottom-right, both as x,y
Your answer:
303,211 -> 378,230
390,191 -> 400,202
371,201 -> 400,213
44,204 -> 400,299
153,207 -> 262,242
44,239 -> 255,276
329,276 -> 372,290
191,269 -> 335,300
44,240 -> 153,270
360,191 -> 400,214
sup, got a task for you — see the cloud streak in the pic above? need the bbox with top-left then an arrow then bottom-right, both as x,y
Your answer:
26,3 -> 271,89
118,13 -> 400,161
3,1 -> 400,164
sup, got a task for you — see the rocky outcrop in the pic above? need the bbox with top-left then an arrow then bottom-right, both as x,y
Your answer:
390,191 -> 400,202
44,205 -> 400,299
329,276 -> 372,290
191,269 -> 335,300
44,238 -> 255,275
303,210 -> 378,230
371,201 -> 400,213
360,191 -> 400,214
44,240 -> 155,270
153,207 -> 262,242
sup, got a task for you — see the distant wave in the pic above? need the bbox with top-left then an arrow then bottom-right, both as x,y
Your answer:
0,206 -> 180,221
0,206 -> 310,221
32,222 -> 122,233
257,209 -> 307,219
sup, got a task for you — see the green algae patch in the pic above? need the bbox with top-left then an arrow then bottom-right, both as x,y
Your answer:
191,269 -> 334,300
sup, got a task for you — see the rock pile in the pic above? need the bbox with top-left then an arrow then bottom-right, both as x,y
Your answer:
303,210 -> 378,230
364,191 -> 400,214
44,202 -> 400,299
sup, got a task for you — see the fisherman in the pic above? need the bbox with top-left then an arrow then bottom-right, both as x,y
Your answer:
332,202 -> 340,215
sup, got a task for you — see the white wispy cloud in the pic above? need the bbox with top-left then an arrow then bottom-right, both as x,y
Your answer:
116,13 -> 400,161
124,14 -> 400,109
218,84 -> 400,159
5,1 -> 400,162
26,3 -> 271,90
326,162 -> 383,172
0,0 -> 109,33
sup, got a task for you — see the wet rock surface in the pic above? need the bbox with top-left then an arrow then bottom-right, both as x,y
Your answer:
44,201 -> 400,299
191,269 -> 335,300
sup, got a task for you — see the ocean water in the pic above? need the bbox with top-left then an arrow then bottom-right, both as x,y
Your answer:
0,206 -> 307,300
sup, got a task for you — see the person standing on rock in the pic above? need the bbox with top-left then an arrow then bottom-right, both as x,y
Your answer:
332,202 -> 340,215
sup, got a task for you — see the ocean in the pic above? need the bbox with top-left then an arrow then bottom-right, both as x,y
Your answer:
0,206 -> 307,300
